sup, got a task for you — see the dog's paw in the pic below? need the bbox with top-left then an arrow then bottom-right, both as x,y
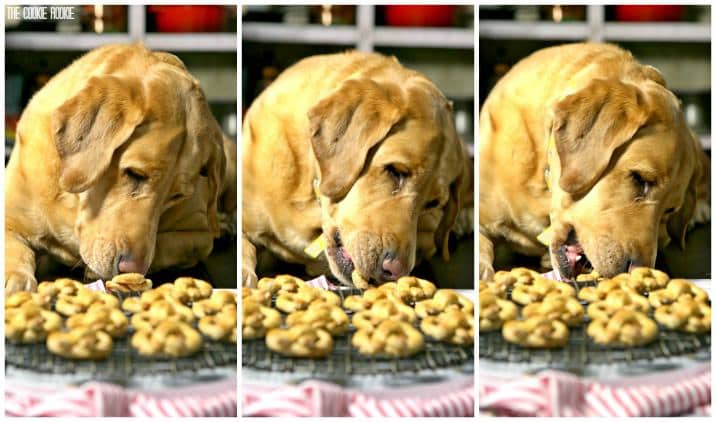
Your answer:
242,266 -> 258,288
479,260 -> 495,281
453,206 -> 474,237
5,272 -> 38,294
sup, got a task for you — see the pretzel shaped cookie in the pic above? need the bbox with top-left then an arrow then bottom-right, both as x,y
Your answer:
511,278 -> 575,305
478,291 -> 518,331
648,279 -> 709,308
131,300 -> 195,331
242,287 -> 271,307
624,267 -> 669,293
132,320 -> 203,358
193,291 -> 238,318
522,296 -> 585,327
47,327 -> 113,360
479,280 -> 507,298
105,273 -> 153,293
5,291 -> 52,310
415,289 -> 474,318
55,290 -> 120,316
493,267 -> 542,289
121,288 -> 177,314
394,276 -> 437,304
352,320 -> 424,357
199,306 -> 238,342
502,316 -> 569,348
575,270 -> 606,283
587,309 -> 658,347
67,304 -> 129,337
421,308 -> 474,345
242,298 -> 281,339
286,302 -> 350,335
266,324 -> 333,358
5,305 -> 62,343
37,278 -> 86,299
587,290 -> 651,321
257,275 -> 306,295
275,286 -> 340,313
654,298 -> 711,333
352,298 -> 417,330
343,288 -> 401,312
577,277 -> 636,303
172,277 -> 213,302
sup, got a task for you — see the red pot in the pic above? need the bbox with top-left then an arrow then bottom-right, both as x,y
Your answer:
615,5 -> 685,22
149,6 -> 225,32
384,5 -> 457,27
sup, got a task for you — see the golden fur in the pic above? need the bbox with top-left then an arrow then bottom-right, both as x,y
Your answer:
243,51 -> 472,287
479,43 -> 710,280
5,44 -> 236,293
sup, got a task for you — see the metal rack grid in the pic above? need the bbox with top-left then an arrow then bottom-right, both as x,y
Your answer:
242,286 -> 474,376
479,278 -> 711,364
5,289 -> 237,377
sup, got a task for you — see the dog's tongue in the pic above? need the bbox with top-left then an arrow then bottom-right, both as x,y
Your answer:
565,243 -> 583,268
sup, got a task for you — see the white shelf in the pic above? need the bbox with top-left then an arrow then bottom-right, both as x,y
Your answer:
5,33 -> 236,52
603,22 -> 710,42
242,23 -> 358,46
479,21 -> 589,41
373,27 -> 473,49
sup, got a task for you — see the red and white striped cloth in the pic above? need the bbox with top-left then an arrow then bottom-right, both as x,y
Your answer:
480,365 -> 711,417
5,378 -> 237,417
243,377 -> 474,417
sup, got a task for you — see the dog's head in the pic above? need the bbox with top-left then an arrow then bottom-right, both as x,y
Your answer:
308,74 -> 470,286
545,72 -> 710,279
51,47 -> 226,279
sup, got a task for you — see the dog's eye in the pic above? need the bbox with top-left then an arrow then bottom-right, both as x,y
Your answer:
425,199 -> 440,209
630,171 -> 653,197
124,168 -> 148,184
385,164 -> 409,189
665,207 -> 676,215
200,165 -> 209,177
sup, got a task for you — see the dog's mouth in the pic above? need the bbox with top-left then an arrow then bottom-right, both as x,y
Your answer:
554,229 -> 593,279
327,229 -> 356,283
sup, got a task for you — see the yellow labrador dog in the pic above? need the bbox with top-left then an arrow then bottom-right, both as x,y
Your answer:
480,43 -> 709,280
5,43 -> 236,293
243,51 -> 471,287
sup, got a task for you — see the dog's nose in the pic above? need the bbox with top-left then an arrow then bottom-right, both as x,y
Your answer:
117,254 -> 149,275
381,256 -> 407,280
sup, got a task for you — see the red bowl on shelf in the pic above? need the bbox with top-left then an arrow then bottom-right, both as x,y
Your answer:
149,6 -> 225,32
384,5 -> 457,27
615,5 -> 685,22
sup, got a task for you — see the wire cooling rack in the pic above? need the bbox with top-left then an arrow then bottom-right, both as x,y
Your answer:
479,278 -> 711,364
242,286 -> 474,376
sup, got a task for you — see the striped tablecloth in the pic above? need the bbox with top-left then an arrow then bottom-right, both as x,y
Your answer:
480,364 -> 711,417
6,378 -> 237,417
243,377 -> 474,417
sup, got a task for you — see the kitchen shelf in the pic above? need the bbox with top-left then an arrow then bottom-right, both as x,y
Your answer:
242,5 -> 473,52
241,23 -> 357,46
5,32 -> 236,51
479,6 -> 710,43
5,5 -> 237,52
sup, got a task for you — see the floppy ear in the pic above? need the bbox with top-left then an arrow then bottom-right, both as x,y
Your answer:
668,147 -> 711,248
308,78 -> 404,199
51,75 -> 145,193
435,142 -> 472,261
551,79 -> 649,194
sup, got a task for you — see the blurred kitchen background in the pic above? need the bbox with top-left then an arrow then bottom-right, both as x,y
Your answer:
480,5 -> 711,278
5,4 -> 237,287
243,5 -> 475,289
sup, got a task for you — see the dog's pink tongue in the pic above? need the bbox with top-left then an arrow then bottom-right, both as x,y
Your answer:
565,244 -> 583,267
